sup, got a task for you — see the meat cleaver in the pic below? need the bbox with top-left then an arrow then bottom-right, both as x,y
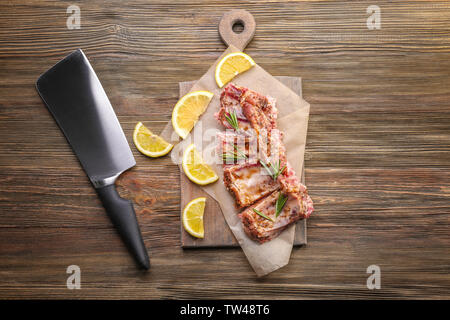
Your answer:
36,49 -> 150,270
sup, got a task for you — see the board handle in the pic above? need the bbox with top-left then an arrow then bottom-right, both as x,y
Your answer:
219,9 -> 256,51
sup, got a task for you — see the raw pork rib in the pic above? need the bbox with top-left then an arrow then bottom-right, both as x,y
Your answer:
216,83 -> 251,131
217,131 -> 257,166
240,190 -> 311,243
223,162 -> 279,208
217,83 -> 314,243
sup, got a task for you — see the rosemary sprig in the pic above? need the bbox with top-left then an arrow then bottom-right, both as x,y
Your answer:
222,145 -> 247,163
260,160 -> 274,178
225,110 -> 239,131
233,145 -> 247,159
222,152 -> 247,162
252,208 -> 274,222
275,192 -> 288,218
259,159 -> 286,181
273,160 -> 287,180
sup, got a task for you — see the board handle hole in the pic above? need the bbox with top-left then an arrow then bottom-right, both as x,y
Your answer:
232,20 -> 245,34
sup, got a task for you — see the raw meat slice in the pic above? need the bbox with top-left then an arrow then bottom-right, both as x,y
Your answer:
240,89 -> 277,133
216,83 -> 251,131
216,83 -> 314,244
216,83 -> 278,133
240,190 -> 311,243
265,128 -> 307,194
217,131 -> 258,166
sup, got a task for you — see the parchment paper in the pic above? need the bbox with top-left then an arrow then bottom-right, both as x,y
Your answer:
161,45 -> 310,276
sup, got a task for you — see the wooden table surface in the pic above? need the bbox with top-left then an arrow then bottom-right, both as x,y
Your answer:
0,0 -> 449,299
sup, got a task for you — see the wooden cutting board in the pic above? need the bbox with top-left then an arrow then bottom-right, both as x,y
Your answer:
180,76 -> 307,248
180,10 -> 307,248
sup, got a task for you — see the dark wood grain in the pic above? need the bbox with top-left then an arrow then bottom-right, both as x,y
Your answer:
180,77 -> 307,248
0,0 -> 449,299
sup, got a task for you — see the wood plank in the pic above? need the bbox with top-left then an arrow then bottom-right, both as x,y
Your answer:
180,77 -> 306,248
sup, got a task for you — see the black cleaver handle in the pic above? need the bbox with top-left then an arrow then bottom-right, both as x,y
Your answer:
96,184 -> 150,270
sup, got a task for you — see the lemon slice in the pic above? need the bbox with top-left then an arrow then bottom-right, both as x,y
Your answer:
182,144 -> 218,185
182,197 -> 206,238
215,52 -> 256,88
133,122 -> 173,157
172,91 -> 214,139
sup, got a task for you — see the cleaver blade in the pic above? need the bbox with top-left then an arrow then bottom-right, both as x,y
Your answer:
36,49 -> 149,270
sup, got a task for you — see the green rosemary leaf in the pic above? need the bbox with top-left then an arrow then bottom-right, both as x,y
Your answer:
273,159 -> 280,172
225,111 -> 239,131
259,160 -> 275,179
231,111 -> 238,128
222,152 -> 246,162
233,145 -> 247,159
252,208 -> 274,222
259,159 -> 287,180
275,192 -> 288,217
222,155 -> 233,163
274,164 -> 287,180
